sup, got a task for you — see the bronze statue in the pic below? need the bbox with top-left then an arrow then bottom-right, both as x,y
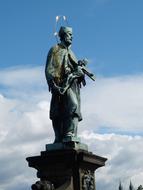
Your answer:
45,26 -> 95,143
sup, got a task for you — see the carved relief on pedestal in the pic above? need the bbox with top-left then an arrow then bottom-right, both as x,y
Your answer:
81,170 -> 95,190
31,180 -> 55,190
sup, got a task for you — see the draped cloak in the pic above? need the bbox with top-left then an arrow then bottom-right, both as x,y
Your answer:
45,43 -> 82,121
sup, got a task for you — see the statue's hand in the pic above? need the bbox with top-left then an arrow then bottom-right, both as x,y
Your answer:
71,66 -> 84,79
64,67 -> 71,75
77,66 -> 85,77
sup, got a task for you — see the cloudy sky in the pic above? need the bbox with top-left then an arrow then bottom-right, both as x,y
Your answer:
0,0 -> 143,189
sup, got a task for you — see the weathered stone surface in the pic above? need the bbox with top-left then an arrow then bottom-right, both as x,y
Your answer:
26,149 -> 107,190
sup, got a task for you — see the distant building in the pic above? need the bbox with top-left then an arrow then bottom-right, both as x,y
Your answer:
119,181 -> 123,190
118,181 -> 143,190
137,185 -> 143,190
129,181 -> 134,190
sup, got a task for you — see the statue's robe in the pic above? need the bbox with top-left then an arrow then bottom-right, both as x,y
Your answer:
45,43 -> 82,121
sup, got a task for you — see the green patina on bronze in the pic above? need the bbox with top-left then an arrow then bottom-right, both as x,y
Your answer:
45,26 -> 95,143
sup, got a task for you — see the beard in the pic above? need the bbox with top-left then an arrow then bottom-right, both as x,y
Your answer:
64,37 -> 72,46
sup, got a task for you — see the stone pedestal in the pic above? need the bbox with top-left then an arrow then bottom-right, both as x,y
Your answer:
26,144 -> 107,190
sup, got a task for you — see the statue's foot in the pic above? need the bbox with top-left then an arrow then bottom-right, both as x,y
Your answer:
63,134 -> 80,143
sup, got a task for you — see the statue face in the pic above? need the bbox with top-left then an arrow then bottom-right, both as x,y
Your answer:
63,31 -> 73,46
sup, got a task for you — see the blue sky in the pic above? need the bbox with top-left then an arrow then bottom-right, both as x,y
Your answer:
0,0 -> 143,75
0,1 -> 143,190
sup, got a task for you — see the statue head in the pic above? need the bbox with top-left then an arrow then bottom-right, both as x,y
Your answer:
58,26 -> 73,47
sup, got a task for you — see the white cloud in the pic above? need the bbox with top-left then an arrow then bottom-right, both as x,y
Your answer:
80,74 -> 143,133
80,131 -> 143,189
0,66 -> 48,101
0,66 -> 143,189
0,66 -> 43,87
0,94 -> 53,190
